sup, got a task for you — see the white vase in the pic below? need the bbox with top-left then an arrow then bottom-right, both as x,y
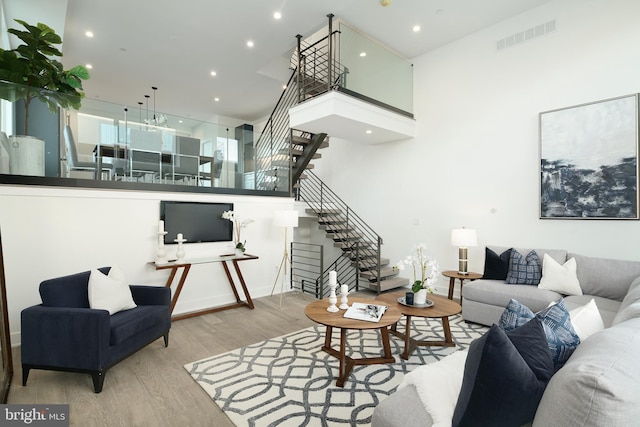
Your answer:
414,289 -> 428,305
235,248 -> 245,256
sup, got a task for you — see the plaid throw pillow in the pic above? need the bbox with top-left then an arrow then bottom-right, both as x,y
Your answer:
506,250 -> 541,285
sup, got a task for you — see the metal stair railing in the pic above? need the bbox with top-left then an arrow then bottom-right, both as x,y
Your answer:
254,70 -> 298,193
297,170 -> 383,297
255,14 -> 347,195
291,242 -> 324,298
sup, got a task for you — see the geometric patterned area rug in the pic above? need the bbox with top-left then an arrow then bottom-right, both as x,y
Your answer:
185,315 -> 488,427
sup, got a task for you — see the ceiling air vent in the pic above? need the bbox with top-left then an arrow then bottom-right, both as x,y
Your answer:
497,20 -> 556,51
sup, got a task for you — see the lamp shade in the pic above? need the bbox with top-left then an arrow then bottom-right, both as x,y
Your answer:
274,210 -> 299,227
451,228 -> 477,247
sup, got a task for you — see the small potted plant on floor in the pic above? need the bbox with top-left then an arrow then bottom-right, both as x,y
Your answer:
0,19 -> 90,175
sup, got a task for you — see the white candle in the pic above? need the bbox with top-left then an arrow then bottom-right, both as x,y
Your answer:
158,220 -> 164,233
340,284 -> 348,295
177,233 -> 183,240
329,271 -> 337,286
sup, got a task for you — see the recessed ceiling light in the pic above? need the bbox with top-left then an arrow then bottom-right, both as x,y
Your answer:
273,12 -> 282,20
359,52 -> 367,57
214,97 -> 220,102
246,40 -> 254,48
179,120 -> 183,123
365,130 -> 372,134
210,70 -> 217,76
413,25 -> 421,32
283,85 -> 287,90
85,64 -> 93,69
85,31 -> 94,38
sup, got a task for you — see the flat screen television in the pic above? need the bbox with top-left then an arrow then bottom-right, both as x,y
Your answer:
160,201 -> 233,244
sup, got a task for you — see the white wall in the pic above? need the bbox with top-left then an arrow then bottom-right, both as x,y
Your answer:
0,185 -> 295,344
309,0 -> 640,296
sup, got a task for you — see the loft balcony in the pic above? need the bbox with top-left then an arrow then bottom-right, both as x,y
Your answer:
287,19 -> 416,145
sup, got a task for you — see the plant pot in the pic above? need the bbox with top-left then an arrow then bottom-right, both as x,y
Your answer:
235,248 -> 245,256
8,135 -> 44,176
414,288 -> 428,305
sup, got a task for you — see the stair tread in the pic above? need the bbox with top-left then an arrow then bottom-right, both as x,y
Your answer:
360,266 -> 398,279
365,277 -> 409,292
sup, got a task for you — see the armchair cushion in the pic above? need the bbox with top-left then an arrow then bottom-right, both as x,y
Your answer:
110,305 -> 170,346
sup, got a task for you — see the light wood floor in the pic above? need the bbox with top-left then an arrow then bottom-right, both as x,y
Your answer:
8,290 -> 377,427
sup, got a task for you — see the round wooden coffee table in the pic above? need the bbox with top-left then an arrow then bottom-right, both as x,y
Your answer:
376,291 -> 462,360
304,297 -> 401,387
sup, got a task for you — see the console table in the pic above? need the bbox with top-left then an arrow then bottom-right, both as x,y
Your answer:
150,253 -> 258,321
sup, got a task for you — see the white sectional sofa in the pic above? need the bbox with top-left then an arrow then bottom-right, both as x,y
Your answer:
372,248 -> 640,427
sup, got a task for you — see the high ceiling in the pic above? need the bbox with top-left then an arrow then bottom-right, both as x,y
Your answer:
4,0 -> 551,123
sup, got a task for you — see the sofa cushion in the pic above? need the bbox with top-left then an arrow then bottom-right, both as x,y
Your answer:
371,384 -> 433,427
88,267 -> 137,315
569,299 -> 604,341
538,254 -> 582,296
453,318 -> 553,427
612,276 -> 640,326
463,279 -> 561,313
569,253 -> 640,301
109,305 -> 169,346
533,317 -> 640,427
482,247 -> 512,280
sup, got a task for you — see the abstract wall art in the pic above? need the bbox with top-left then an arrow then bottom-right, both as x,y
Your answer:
540,94 -> 639,219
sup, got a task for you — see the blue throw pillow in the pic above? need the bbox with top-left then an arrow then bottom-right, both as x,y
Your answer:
452,318 -> 554,427
536,299 -> 581,371
482,247 -> 512,280
498,298 -> 580,372
499,298 -> 534,331
506,250 -> 541,285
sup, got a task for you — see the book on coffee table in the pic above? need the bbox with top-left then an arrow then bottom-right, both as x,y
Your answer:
343,302 -> 388,322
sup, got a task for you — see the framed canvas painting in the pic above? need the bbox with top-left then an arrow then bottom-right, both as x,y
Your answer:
539,94 -> 639,219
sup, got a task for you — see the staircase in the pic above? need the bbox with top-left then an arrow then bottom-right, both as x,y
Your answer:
298,171 -> 408,294
254,14 -> 408,296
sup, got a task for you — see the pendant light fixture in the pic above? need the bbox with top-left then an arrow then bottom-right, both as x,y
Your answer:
144,94 -> 150,124
152,86 -> 158,122
138,102 -> 143,129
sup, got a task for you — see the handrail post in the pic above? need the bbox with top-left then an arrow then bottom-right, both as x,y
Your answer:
327,13 -> 334,91
296,34 -> 303,103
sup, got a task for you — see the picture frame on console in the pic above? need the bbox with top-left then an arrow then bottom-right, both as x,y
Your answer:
539,94 -> 639,220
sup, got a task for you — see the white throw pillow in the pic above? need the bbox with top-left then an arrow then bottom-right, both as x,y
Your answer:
538,253 -> 583,296
88,266 -> 137,315
569,299 -> 605,341
401,349 -> 468,427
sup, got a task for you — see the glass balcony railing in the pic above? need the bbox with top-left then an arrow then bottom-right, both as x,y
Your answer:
337,22 -> 413,115
0,81 -> 289,195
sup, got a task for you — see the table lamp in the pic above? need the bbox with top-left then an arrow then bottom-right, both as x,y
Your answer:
270,210 -> 299,307
451,227 -> 478,275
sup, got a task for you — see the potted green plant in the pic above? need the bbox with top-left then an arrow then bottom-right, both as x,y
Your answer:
0,19 -> 89,175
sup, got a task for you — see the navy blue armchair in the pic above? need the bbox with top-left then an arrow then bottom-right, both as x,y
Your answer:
21,267 -> 171,393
